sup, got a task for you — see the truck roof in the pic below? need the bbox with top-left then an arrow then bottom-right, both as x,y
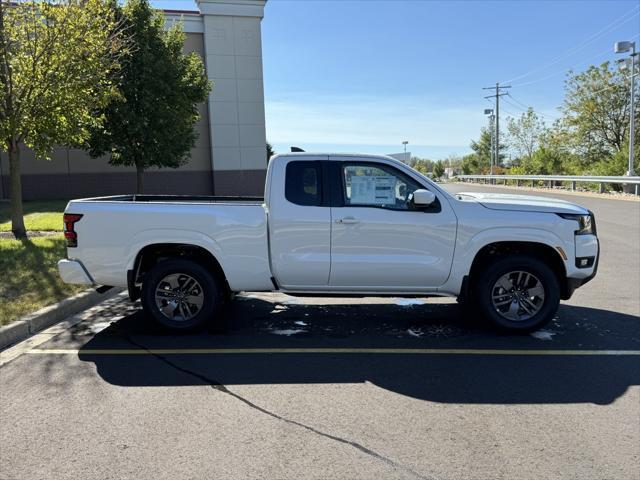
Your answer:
274,152 -> 401,162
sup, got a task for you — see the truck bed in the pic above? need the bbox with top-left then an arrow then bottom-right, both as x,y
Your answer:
65,195 -> 272,291
74,194 -> 264,204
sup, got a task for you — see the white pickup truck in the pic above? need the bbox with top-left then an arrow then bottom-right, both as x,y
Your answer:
58,153 -> 599,332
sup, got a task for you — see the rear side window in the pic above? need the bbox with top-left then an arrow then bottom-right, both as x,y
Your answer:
285,161 -> 322,206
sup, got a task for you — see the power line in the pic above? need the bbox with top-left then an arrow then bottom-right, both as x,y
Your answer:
500,106 -> 520,117
505,92 -> 560,120
486,96 -> 528,118
510,47 -> 612,87
510,36 -> 640,88
502,98 -> 528,113
486,96 -> 527,117
505,94 -> 530,110
504,94 -> 561,121
502,5 -> 640,84
501,99 -> 557,122
590,73 -> 638,95
504,7 -> 639,84
590,83 -> 620,95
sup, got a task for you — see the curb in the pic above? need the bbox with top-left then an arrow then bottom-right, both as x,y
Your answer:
0,287 -> 124,350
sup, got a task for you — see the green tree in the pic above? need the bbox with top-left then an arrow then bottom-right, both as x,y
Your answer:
560,61 -> 638,163
0,0 -> 125,238
460,153 -> 478,175
465,127 -> 507,174
589,140 -> 639,177
470,128 -> 492,170
528,147 -> 563,175
88,0 -> 211,193
409,157 -> 434,175
432,160 -> 445,178
506,107 -> 546,161
266,142 -> 275,163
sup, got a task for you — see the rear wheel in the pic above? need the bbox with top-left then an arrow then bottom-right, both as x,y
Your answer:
473,255 -> 560,333
141,258 -> 223,330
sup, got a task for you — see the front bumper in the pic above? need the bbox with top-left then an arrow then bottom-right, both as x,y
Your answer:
564,238 -> 600,299
58,259 -> 94,285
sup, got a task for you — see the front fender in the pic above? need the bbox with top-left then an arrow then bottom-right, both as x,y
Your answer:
439,226 -> 571,295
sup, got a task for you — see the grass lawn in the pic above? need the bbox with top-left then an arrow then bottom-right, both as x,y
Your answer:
0,200 -> 69,232
0,235 -> 85,326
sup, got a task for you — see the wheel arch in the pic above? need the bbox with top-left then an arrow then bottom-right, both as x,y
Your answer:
128,242 -> 228,301
464,240 -> 570,300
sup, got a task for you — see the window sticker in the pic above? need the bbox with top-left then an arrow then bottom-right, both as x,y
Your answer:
350,175 -> 397,205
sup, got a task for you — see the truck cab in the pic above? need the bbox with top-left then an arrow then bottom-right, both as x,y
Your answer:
266,154 -> 457,291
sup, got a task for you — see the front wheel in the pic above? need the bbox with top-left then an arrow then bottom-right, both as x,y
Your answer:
141,258 -> 223,330
473,255 -> 560,333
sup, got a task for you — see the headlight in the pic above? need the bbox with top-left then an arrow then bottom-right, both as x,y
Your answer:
557,212 -> 596,235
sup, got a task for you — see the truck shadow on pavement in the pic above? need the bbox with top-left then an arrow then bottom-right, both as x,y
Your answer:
76,296 -> 640,405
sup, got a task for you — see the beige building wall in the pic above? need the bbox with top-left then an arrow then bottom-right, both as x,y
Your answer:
0,30 -> 212,200
1,0 -> 269,200
198,0 -> 267,195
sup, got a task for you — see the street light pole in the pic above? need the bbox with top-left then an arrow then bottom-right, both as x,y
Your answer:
402,140 -> 409,163
484,109 -> 495,174
629,45 -> 636,177
494,83 -> 499,176
615,40 -> 637,177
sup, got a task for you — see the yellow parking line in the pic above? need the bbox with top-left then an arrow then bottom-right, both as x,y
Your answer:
24,348 -> 640,356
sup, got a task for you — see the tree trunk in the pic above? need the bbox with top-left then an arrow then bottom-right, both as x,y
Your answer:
8,137 -> 26,239
135,162 -> 144,194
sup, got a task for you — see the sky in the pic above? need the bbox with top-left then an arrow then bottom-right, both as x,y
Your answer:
152,0 -> 639,159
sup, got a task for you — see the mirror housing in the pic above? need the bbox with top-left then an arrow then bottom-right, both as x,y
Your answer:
412,189 -> 436,207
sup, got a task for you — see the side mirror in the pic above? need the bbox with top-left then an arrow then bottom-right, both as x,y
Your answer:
412,189 -> 436,207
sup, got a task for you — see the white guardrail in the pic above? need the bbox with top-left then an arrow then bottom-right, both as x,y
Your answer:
455,174 -> 640,195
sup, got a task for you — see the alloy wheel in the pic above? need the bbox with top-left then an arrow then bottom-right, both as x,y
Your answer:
491,270 -> 545,322
154,273 -> 204,322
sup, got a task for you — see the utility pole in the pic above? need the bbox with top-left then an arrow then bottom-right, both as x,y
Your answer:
484,83 -> 511,174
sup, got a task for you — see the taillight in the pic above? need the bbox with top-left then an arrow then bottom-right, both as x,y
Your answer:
63,213 -> 83,247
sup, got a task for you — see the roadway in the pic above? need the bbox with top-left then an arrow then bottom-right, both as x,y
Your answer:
1,185 -> 639,480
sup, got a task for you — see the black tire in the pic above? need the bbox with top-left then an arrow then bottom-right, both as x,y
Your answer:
473,254 -> 560,333
141,258 -> 223,331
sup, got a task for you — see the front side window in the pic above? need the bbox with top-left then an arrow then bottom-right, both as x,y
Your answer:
285,161 -> 322,206
342,163 -> 422,210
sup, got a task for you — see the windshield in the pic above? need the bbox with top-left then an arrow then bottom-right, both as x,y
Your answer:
400,161 -> 457,201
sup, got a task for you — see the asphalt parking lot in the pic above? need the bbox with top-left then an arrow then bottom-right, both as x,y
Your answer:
1,185 -> 639,480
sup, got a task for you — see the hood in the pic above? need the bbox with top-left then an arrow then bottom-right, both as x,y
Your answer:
457,192 -> 589,215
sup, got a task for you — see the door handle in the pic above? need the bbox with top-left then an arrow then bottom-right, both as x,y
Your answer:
336,216 -> 359,224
